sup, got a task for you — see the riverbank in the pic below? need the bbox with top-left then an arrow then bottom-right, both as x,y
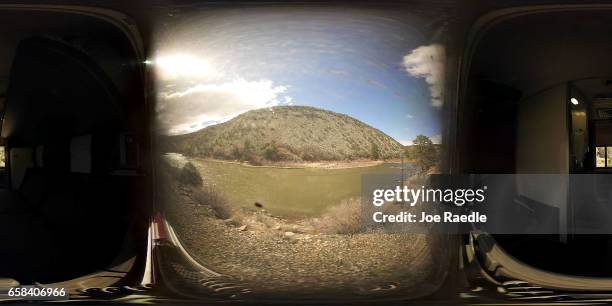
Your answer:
163,152 -> 405,169
197,158 -> 389,169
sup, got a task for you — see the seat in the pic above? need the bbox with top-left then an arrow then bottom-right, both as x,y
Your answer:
0,278 -> 19,289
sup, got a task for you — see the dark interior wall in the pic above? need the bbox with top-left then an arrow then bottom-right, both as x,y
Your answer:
0,35 -> 130,190
464,10 -> 612,174
470,11 -> 612,99
460,80 -> 520,173
2,36 -> 123,147
516,85 -> 569,174
0,11 -> 144,146
595,122 -> 612,146
0,11 -> 135,104
460,82 -> 570,175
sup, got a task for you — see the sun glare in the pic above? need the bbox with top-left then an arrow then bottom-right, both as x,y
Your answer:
155,54 -> 215,79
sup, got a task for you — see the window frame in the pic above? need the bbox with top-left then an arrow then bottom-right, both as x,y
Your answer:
0,145 -> 5,169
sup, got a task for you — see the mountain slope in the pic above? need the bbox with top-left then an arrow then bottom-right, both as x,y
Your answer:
165,106 -> 403,163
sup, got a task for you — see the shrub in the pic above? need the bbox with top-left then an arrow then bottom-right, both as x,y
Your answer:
264,144 -> 278,160
244,154 -> 263,166
370,141 -> 380,160
313,198 -> 363,234
264,143 -> 299,161
178,162 -> 203,187
301,145 -> 320,161
301,145 -> 341,161
231,146 -> 243,160
191,186 -> 233,219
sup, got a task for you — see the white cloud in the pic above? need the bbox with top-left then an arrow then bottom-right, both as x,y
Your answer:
157,78 -> 290,134
399,139 -> 413,146
405,113 -> 414,119
402,44 -> 445,108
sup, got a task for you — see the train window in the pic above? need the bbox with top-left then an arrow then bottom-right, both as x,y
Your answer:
596,146 -> 612,168
153,3 -> 449,301
596,146 -> 607,168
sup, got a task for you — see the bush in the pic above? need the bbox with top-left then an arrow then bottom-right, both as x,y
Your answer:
245,154 -> 263,166
178,162 -> 203,187
370,141 -> 380,160
300,144 -> 342,161
313,198 -> 363,234
300,145 -> 319,161
191,186 -> 233,219
264,143 -> 298,161
231,146 -> 243,160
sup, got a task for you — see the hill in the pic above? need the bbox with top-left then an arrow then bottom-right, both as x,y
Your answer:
163,106 -> 403,164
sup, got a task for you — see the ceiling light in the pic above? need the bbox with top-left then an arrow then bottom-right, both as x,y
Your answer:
571,97 -> 579,105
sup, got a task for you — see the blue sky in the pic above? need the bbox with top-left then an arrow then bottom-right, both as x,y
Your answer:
154,7 -> 443,145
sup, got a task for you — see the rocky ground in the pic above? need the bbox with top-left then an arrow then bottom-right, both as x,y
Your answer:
164,182 -> 452,298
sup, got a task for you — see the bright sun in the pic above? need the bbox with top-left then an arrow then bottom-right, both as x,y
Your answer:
154,54 -> 215,79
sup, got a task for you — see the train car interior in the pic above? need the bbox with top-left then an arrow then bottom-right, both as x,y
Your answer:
460,8 -> 612,280
0,10 -> 147,287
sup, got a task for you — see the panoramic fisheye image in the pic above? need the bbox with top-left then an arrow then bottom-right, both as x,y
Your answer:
153,6 -> 447,299
9,1 -> 612,305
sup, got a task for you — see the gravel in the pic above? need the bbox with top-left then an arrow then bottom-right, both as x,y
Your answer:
166,196 -> 451,298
